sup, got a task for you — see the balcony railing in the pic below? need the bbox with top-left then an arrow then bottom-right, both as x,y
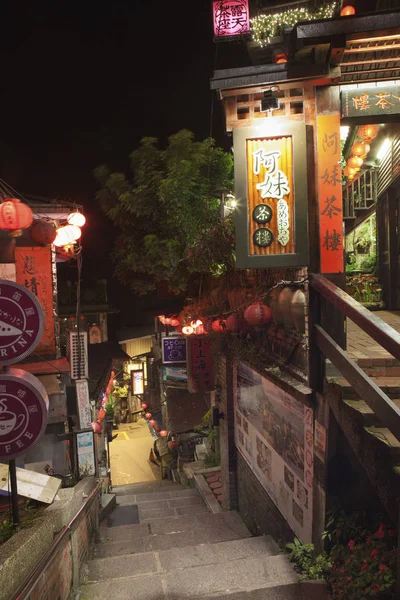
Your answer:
343,167 -> 377,220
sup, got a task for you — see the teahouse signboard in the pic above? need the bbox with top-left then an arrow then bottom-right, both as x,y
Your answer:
341,85 -> 400,119
212,0 -> 250,39
233,122 -> 309,268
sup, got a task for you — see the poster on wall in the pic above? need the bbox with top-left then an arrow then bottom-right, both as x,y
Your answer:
131,369 -> 144,395
76,430 -> 96,476
234,362 -> 313,543
15,246 -> 56,354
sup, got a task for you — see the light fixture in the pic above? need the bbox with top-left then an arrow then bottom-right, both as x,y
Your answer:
377,138 -> 391,161
352,143 -> 370,158
67,211 -> 86,227
261,90 -> 280,112
53,225 -> 82,247
348,156 -> 363,170
340,5 -> 356,16
359,124 -> 379,144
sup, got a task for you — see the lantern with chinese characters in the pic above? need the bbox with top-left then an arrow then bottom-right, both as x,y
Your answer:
244,303 -> 272,327
168,439 -> 179,450
149,419 -> 157,427
226,313 -> 244,333
340,5 -> 355,16
30,219 -> 57,245
98,408 -> 106,421
145,412 -> 152,420
359,124 -> 379,144
92,421 -> 102,434
141,403 -> 148,410
0,198 -> 34,237
352,143 -> 370,158
212,319 -> 226,332
159,430 -> 168,437
347,156 -> 363,170
67,211 -> 86,227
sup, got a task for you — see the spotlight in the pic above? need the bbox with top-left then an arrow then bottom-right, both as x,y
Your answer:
261,90 -> 279,112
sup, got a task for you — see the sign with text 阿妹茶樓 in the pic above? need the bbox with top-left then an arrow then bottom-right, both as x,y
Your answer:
234,122 -> 309,269
213,0 -> 250,39
341,85 -> 400,118
162,336 -> 187,364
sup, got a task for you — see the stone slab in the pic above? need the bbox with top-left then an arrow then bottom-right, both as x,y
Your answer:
80,574 -> 165,600
98,522 -> 150,542
139,506 -> 176,520
100,494 -> 116,522
88,550 -> 157,582
112,481 -> 184,496
106,504 -> 139,527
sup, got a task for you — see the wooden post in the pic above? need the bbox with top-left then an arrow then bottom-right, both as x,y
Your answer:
9,459 -> 20,525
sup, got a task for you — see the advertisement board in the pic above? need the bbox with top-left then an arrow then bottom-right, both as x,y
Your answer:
162,336 -> 187,364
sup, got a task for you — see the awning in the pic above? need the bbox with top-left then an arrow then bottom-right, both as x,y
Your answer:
165,387 -> 210,434
14,357 -> 70,376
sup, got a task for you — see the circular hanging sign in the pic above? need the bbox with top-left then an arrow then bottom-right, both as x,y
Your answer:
0,280 -> 44,365
0,369 -> 48,460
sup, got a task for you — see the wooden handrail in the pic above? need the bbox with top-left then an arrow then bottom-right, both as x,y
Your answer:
309,273 -> 400,362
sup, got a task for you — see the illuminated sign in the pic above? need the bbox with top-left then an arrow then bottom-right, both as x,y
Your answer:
341,85 -> 400,118
131,370 -> 144,395
234,123 -> 308,268
213,0 -> 250,38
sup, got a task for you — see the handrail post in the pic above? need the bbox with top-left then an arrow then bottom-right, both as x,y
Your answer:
308,284 -> 324,394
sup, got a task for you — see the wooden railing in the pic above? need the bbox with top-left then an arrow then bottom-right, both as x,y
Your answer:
343,167 -> 377,220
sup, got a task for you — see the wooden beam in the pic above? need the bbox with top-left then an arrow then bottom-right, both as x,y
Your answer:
310,273 -> 400,361
315,325 -> 400,440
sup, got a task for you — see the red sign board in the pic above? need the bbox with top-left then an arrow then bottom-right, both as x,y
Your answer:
317,115 -> 344,273
0,280 -> 44,365
187,336 -> 213,393
213,0 -> 250,38
0,369 -> 48,460
15,246 -> 56,354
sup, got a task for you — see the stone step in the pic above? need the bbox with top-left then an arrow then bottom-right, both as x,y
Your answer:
99,511 -> 251,542
111,481 -> 185,496
82,553 -> 298,599
89,536 -> 280,581
329,376 -> 400,398
343,398 -> 400,426
116,487 -> 200,505
364,426 -> 400,457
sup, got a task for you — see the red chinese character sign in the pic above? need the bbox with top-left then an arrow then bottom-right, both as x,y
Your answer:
317,115 -> 344,273
187,336 -> 213,393
0,280 -> 44,364
234,123 -> 309,268
0,368 -> 48,460
213,0 -> 250,38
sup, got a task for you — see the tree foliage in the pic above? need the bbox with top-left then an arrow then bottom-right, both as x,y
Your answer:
94,130 -> 234,295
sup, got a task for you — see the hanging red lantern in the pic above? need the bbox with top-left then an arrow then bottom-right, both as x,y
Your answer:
111,371 -> 115,378
154,425 -> 161,433
170,317 -> 180,327
91,421 -> 103,433
145,412 -> 152,419
347,156 -> 363,170
359,124 -> 379,144
0,198 -> 34,237
168,439 -> 179,450
98,408 -> 106,421
340,5 -> 355,16
158,315 -> 166,324
196,323 -> 208,335
30,219 -> 57,245
164,317 -> 172,326
275,53 -> 287,64
182,325 -> 194,335
212,319 -> 226,332
106,385 -> 112,395
352,143 -> 370,158
67,211 -> 86,227
226,313 -> 244,333
141,403 -> 148,410
244,303 -> 272,326
159,429 -> 168,437
149,419 -> 157,427
343,165 -> 357,179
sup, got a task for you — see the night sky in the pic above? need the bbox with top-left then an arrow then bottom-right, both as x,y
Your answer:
0,1 -> 249,327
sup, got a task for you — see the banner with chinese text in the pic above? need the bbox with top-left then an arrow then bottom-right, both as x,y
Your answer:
341,85 -> 400,118
187,336 -> 213,393
15,246 -> 56,354
317,115 -> 344,273
234,362 -> 313,543
213,0 -> 250,38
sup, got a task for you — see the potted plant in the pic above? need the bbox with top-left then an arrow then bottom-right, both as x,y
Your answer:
286,537 -> 331,599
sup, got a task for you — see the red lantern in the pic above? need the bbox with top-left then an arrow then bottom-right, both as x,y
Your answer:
168,439 -> 179,450
343,166 -> 357,179
159,430 -> 168,437
352,143 -> 370,158
164,317 -> 172,326
106,386 -> 112,395
244,303 -> 272,326
141,403 -> 148,410
154,425 -> 161,433
212,319 -> 226,332
340,5 -> 355,16
359,124 -> 379,144
111,371 -> 115,378
347,156 -> 363,170
226,313 -> 244,332
98,408 -> 106,421
275,53 -> 287,64
0,198 -> 34,237
30,219 -> 57,245
158,315 -> 166,324
170,317 -> 180,327
145,412 -> 152,419
149,419 -> 157,427
91,421 -> 102,434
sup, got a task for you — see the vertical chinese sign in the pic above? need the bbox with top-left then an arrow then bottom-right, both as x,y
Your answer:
213,0 -> 250,38
187,336 -> 213,393
15,246 -> 56,354
317,115 -> 344,273
247,137 -> 294,256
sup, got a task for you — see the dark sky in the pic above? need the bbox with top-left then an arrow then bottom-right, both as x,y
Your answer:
0,0 -> 249,325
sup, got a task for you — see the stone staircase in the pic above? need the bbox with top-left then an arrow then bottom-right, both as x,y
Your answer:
79,479 -> 304,600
